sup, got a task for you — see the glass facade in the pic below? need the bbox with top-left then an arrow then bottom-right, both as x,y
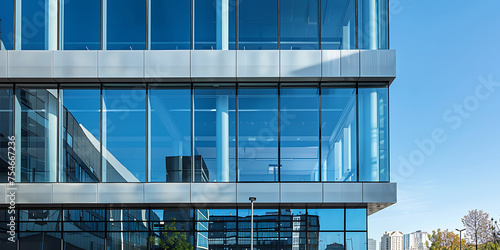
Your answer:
0,84 -> 389,183
1,207 -> 367,250
0,0 -> 389,50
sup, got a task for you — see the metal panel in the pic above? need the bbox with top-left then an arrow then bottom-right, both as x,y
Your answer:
52,183 -> 98,203
360,50 -> 396,77
15,184 -> 53,203
237,50 -> 279,79
363,183 -> 397,203
53,51 -> 98,79
280,183 -> 322,203
280,50 -> 322,80
237,183 -> 279,203
340,183 -> 362,203
98,183 -> 144,204
144,183 -> 191,203
191,50 -> 236,80
0,51 -> 7,81
191,183 -> 236,203
340,50 -> 360,78
0,184 -> 6,204
321,50 -> 341,79
144,50 -> 191,79
98,51 -> 144,79
8,51 -> 53,79
323,183 -> 342,202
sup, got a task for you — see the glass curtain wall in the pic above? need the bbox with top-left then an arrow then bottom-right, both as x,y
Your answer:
359,0 -> 389,49
61,0 -> 101,50
0,85 -> 389,183
3,207 -> 368,250
194,0 -> 237,50
238,0 -> 278,50
321,0 -> 356,49
280,0 -> 319,50
20,0 -> 50,50
0,0 -> 14,50
151,0 -> 191,50
0,88 -> 13,183
107,0 -> 147,50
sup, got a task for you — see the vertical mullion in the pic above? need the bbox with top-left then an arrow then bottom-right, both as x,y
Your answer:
356,85 -> 359,182
191,0 -> 194,50
235,84 -> 239,182
277,0 -> 280,50
57,0 -> 60,50
387,86 -> 390,182
318,0 -> 321,50
277,85 -> 281,182
145,84 -> 149,182
235,0 -> 238,50
100,85 -> 103,182
56,85 -> 60,183
191,84 -> 194,182
318,86 -> 322,182
146,0 -> 150,50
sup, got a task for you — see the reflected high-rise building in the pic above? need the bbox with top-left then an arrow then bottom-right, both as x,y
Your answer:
0,0 -> 397,249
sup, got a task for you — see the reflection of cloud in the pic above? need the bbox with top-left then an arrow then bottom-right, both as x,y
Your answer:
385,179 -> 435,217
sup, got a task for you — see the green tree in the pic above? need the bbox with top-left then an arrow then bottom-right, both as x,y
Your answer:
462,210 -> 493,250
149,220 -> 194,250
428,228 -> 465,250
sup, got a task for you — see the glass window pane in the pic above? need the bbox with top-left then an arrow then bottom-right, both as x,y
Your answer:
19,209 -> 61,221
107,0 -> 146,50
238,88 -> 279,182
107,232 -> 149,249
359,0 -> 389,49
0,89 -> 13,183
21,0 -> 48,50
63,0 -> 101,50
280,88 -> 319,181
308,209 -> 344,231
150,231 -> 195,249
346,208 -> 366,231
319,232 -> 345,250
19,232 -> 61,250
63,232 -> 105,250
346,232 -> 367,250
60,89 -> 101,182
149,89 -> 191,182
238,0 -> 278,50
280,0 -> 319,50
151,0 -> 191,50
194,88 -> 236,182
359,87 -> 389,182
0,0 -> 14,50
194,0 -> 236,50
321,88 -> 357,182
321,0 -> 356,49
102,89 -> 146,182
16,89 -> 58,182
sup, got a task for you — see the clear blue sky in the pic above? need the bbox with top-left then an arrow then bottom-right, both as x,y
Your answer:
369,0 -> 500,243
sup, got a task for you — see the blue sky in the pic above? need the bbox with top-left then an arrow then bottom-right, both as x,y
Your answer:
369,0 -> 500,242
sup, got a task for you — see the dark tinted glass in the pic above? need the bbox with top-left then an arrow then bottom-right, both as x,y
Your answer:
63,0 -> 101,50
0,89 -> 13,183
151,0 -> 191,50
21,0 -> 48,49
107,0 -> 146,50
0,0 -> 14,50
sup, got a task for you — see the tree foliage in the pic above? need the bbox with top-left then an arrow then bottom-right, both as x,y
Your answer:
149,220 -> 194,250
428,228 -> 465,250
462,210 -> 493,249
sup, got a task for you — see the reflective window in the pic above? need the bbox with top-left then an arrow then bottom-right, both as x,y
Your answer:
151,0 -> 191,50
238,88 -> 279,181
308,209 -> 344,231
62,0 -> 100,50
319,232 -> 345,250
346,209 -> 366,231
63,232 -> 105,250
107,0 -> 146,50
60,89 -> 101,183
321,88 -> 357,182
280,88 -> 319,181
321,0 -> 356,49
346,232 -> 367,250
359,87 -> 389,182
359,0 -> 389,49
194,0 -> 236,50
102,89 -> 146,182
21,0 -> 48,49
0,0 -> 14,50
239,0 -> 278,50
0,88 -> 13,183
106,232 -> 149,248
149,88 -> 191,182
280,0 -> 319,50
150,231 -> 195,249
19,232 -> 61,250
16,88 -> 58,182
194,88 -> 236,182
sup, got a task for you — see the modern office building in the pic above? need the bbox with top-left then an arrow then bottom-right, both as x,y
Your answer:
381,231 -> 404,250
404,231 -> 429,250
0,0 -> 396,249
368,238 -> 377,250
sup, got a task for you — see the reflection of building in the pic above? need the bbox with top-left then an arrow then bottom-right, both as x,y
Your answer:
327,243 -> 345,250
381,231 -> 404,250
166,155 -> 209,182
404,231 -> 429,250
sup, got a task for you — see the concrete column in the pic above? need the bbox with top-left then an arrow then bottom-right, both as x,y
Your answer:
216,0 -> 229,50
216,95 -> 229,182
368,0 -> 378,50
47,0 -> 57,50
15,0 -> 21,50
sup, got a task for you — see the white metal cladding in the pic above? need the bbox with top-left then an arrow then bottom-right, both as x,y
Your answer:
0,50 -> 396,83
0,182 -> 397,214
